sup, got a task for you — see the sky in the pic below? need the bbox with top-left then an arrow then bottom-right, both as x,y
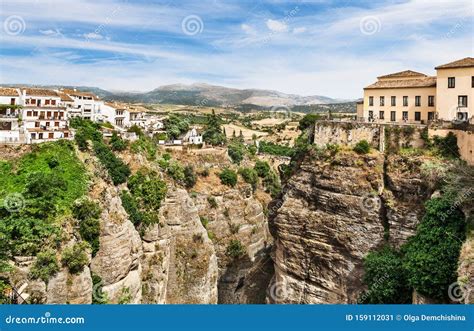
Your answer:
0,0 -> 473,99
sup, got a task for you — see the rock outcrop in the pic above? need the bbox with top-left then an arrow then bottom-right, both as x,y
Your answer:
267,150 -> 429,303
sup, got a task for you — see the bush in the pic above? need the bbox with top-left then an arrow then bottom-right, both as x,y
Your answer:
353,140 -> 371,154
228,142 -> 245,164
167,160 -> 185,183
184,166 -> 197,189
359,246 -> 411,304
61,242 -> 90,274
74,130 -> 89,151
93,140 -> 131,185
263,170 -> 281,198
239,167 -> 258,191
120,191 -> 143,226
226,239 -> 245,258
432,132 -> 460,159
259,141 -> 293,157
30,249 -> 59,282
219,168 -> 237,187
254,160 -> 270,178
402,193 -> 465,300
110,132 -> 127,151
73,199 -> 101,256
298,113 -> 321,130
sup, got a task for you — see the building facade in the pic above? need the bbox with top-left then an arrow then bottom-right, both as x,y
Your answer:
361,57 -> 473,124
0,88 -> 22,143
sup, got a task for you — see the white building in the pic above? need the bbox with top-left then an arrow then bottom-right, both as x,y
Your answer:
0,88 -> 22,143
20,88 -> 71,143
61,89 -> 103,121
184,127 -> 203,145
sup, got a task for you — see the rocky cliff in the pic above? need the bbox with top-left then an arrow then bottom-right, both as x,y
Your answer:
267,149 -> 433,303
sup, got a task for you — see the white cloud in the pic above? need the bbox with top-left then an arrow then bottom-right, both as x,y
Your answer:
292,27 -> 306,34
83,32 -> 104,40
266,19 -> 288,32
241,23 -> 256,35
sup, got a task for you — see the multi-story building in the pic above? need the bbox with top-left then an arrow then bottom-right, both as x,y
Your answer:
0,88 -> 22,143
20,88 -> 71,143
363,70 -> 436,124
361,57 -> 473,124
62,89 -> 103,121
435,57 -> 474,122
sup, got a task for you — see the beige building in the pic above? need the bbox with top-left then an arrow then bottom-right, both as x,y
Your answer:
361,57 -> 474,124
363,70 -> 436,124
435,57 -> 474,122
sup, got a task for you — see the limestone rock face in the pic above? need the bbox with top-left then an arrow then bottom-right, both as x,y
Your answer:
47,267 -> 93,304
193,186 -> 273,303
267,150 -> 428,303
91,186 -> 143,304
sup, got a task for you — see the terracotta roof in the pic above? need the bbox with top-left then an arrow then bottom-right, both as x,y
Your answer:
364,76 -> 436,89
0,87 -> 20,96
377,70 -> 427,79
24,88 -> 59,97
105,101 -> 127,110
435,57 -> 474,69
62,89 -> 99,100
57,92 -> 74,102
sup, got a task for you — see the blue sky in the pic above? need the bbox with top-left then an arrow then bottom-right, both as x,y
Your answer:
0,0 -> 472,98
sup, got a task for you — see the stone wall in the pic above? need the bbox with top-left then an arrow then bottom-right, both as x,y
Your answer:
313,121 -> 424,151
429,128 -> 474,165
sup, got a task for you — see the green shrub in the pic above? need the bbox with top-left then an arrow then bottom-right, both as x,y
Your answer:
93,139 -> 130,185
254,160 -> 270,178
120,191 -> 143,226
167,160 -> 185,183
184,165 -> 197,189
110,132 -> 127,151
359,246 -> 411,304
200,216 -> 209,229
219,168 -> 237,187
402,193 -> 465,300
228,142 -> 245,164
298,113 -> 321,130
432,132 -> 460,159
203,110 -> 226,145
73,199 -> 101,256
226,239 -> 245,258
353,140 -> 371,154
259,141 -> 293,157
30,249 -> 59,282
239,167 -> 258,191
263,170 -> 281,198
61,242 -> 90,274
118,287 -> 132,304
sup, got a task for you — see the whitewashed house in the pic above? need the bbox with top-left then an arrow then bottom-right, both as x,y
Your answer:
61,89 -> 103,121
184,127 -> 203,145
0,88 -> 22,143
20,88 -> 71,143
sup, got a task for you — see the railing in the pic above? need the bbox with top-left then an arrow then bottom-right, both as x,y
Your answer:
5,286 -> 27,304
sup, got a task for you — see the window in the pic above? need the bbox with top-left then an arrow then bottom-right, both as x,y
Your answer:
415,112 -> 421,121
379,111 -> 384,120
448,77 -> 455,88
64,132 -> 69,138
51,100 -> 56,105
10,98 -> 15,105
49,133 -> 54,139
390,111 -> 396,122
45,99 -> 50,105
428,112 -> 435,121
33,111 -> 38,116
458,95 -> 468,107
472,76 -> 474,88
391,96 -> 396,106
45,122 -> 50,127
415,96 -> 421,107
35,122 -> 39,128
368,110 -> 374,119
402,111 -> 408,121
369,96 -> 374,106
428,96 -> 435,107
403,96 -> 408,107
27,111 -> 32,116
380,96 -> 385,106
55,122 -> 59,127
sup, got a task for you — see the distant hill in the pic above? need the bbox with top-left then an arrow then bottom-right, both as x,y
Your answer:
3,83 -> 355,110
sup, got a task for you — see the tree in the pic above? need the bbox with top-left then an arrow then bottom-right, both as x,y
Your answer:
228,141 -> 245,164
30,249 -> 59,282
254,160 -> 270,178
359,246 -> 411,304
239,167 -> 259,191
203,110 -> 226,145
298,113 -> 320,130
402,193 -> 466,300
61,241 -> 90,274
219,168 -> 237,187
184,165 -> 197,189
110,132 -> 127,151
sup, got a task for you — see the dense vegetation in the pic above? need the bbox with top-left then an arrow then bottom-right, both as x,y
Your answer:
121,168 -> 167,229
0,141 -> 87,257
353,140 -> 371,154
203,110 -> 226,145
258,141 -> 293,157
72,198 -> 101,256
219,168 -> 238,187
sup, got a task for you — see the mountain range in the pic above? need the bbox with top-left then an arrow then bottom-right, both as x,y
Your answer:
6,83 -> 352,107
